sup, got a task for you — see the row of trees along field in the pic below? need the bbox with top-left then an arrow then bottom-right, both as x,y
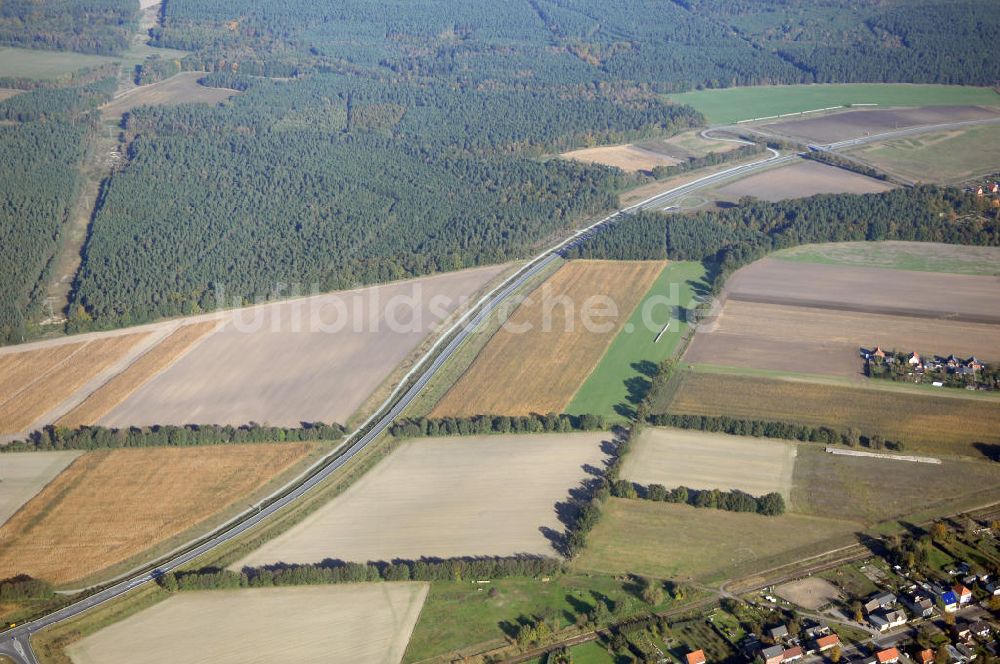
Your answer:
0,0 -> 137,55
0,422 -> 346,453
609,480 -> 786,516
0,80 -> 116,345
68,72 -> 699,328
564,186 -> 1000,293
162,555 -> 562,591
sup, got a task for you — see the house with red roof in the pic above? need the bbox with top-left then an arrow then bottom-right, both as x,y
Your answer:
953,584 -> 973,605
687,649 -> 707,664
876,647 -> 900,664
815,635 -> 841,652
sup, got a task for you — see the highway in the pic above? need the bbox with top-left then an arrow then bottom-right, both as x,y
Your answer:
2,110 -> 997,662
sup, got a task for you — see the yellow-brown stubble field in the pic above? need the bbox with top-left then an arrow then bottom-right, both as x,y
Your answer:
0,333 -> 150,434
431,260 -> 665,416
0,443 -> 314,585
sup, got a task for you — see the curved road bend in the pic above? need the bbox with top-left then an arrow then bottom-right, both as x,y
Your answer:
0,145 -> 792,662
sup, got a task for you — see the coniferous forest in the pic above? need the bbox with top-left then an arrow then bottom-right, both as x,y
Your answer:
1,0 -> 999,338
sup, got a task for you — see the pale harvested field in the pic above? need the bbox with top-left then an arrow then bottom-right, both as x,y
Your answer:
774,577 -> 841,610
0,451 -> 81,526
0,88 -> 23,102
562,144 -> 680,172
661,370 -> 1000,456
67,583 -> 429,664
0,333 -> 149,434
432,260 -> 664,417
621,428 -> 795,499
725,258 -> 1000,323
56,321 -> 218,427
763,105 -> 1000,144
714,159 -> 892,201
103,265 -> 505,427
237,433 -> 611,568
686,300 -> 1000,377
101,72 -> 239,117
0,444 -> 313,584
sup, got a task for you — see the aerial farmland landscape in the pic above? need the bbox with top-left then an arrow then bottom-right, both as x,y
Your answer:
1,1 -> 999,663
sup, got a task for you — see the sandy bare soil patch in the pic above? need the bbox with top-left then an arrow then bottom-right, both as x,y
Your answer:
237,433 -> 611,568
57,321 -> 218,427
763,105 -> 1000,144
67,583 -> 428,664
101,72 -> 239,118
774,577 -> 841,610
432,260 -> 664,417
0,451 -> 81,526
725,258 -> 1000,323
562,144 -> 679,172
621,427 -> 795,498
0,89 -> 23,102
686,299 -> 1000,378
103,265 -> 505,428
0,444 -> 313,585
0,333 -> 150,434
714,159 -> 892,201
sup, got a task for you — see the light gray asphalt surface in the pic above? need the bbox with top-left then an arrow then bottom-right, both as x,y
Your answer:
3,113 -> 996,662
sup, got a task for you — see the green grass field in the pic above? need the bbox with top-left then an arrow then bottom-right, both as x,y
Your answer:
567,261 -> 707,421
568,641 -> 617,663
667,84 -> 1000,125
402,573 -> 681,662
0,46 -> 120,80
772,241 -> 1000,276
574,499 -> 858,582
851,124 -> 1000,183
792,445 -> 1000,526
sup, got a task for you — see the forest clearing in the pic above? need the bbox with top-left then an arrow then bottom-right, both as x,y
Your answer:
100,72 -> 240,118
561,143 -> 679,172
